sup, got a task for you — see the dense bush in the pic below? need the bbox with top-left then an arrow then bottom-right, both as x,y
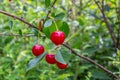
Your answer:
0,0 -> 120,80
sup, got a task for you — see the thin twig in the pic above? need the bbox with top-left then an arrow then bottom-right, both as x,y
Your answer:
94,0 -> 117,51
0,10 -> 38,30
62,43 -> 119,79
43,0 -> 57,23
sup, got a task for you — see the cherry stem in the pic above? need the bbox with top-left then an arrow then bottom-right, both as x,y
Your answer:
37,31 -> 40,44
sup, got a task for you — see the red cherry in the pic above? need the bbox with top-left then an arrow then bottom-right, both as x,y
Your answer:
56,62 -> 68,69
45,54 -> 56,64
50,31 -> 65,45
32,44 -> 44,56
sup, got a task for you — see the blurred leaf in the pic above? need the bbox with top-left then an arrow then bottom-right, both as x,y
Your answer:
78,65 -> 92,73
59,22 -> 69,37
43,27 -> 51,38
82,47 -> 98,55
23,6 -> 27,11
32,28 -> 39,36
117,49 -> 120,59
45,0 -> 50,7
57,73 -> 70,80
54,13 -> 65,20
27,52 -> 47,71
60,47 -> 71,63
105,4 -> 110,11
55,51 -> 66,64
90,69 -> 110,79
115,21 -> 120,25
8,20 -> 13,29
44,19 -> 52,27
18,29 -> 22,36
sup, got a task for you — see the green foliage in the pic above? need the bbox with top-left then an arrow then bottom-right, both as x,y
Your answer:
0,0 -> 120,80
55,51 -> 66,64
27,52 -> 47,71
45,0 -> 51,7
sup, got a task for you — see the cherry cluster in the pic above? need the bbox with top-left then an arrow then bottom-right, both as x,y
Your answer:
32,31 -> 67,69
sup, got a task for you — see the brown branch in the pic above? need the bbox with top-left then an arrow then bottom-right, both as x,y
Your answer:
62,43 -> 119,79
0,10 -> 38,30
94,0 -> 117,50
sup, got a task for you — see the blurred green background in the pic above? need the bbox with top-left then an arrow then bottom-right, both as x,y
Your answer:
0,0 -> 120,80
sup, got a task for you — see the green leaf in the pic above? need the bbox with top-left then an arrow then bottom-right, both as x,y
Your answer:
9,20 -> 13,29
90,69 -> 110,79
82,47 -> 98,55
105,4 -> 110,11
45,0 -> 50,7
18,29 -> 22,36
55,51 -> 66,64
27,52 -> 47,71
32,28 -> 39,36
54,13 -> 65,20
44,19 -> 52,27
117,49 -> 120,59
43,27 -> 51,38
23,6 -> 27,11
59,22 -> 69,37
60,47 -> 71,63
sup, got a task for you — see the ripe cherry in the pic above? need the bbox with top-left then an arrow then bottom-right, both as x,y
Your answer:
45,54 -> 56,64
50,31 -> 65,45
56,62 -> 68,69
32,44 -> 44,56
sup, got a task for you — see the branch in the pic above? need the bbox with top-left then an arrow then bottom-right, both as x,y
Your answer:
0,10 -> 38,30
44,0 -> 57,23
94,0 -> 117,50
62,43 -> 119,79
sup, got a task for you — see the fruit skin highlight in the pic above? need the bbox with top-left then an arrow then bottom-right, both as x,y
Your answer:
45,54 -> 56,64
32,44 -> 44,56
56,62 -> 68,69
50,31 -> 65,45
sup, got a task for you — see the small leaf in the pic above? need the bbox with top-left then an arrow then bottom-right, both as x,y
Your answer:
117,49 -> 120,59
55,51 -> 66,64
105,4 -> 110,11
32,28 -> 39,36
54,13 -> 65,20
90,69 -> 110,79
9,20 -> 13,29
45,0 -> 50,7
59,22 -> 69,37
18,29 -> 22,36
44,19 -> 52,27
43,27 -> 51,38
27,52 -> 47,71
23,6 -> 27,11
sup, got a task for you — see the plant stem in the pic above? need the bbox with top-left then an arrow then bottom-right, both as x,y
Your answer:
0,10 -> 37,30
62,43 -> 119,79
94,0 -> 117,51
